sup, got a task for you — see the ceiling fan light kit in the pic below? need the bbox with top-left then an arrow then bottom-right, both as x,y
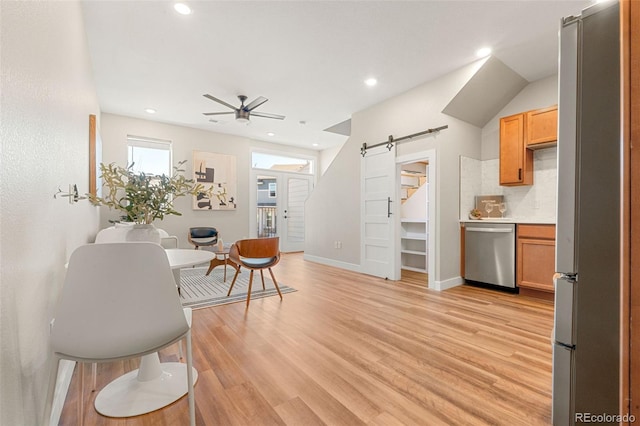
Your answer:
203,94 -> 285,123
235,109 -> 250,123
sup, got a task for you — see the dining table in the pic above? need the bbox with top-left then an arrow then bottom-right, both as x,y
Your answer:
93,248 -> 215,418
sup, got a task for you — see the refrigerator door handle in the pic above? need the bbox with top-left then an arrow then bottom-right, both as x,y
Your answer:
554,275 -> 577,347
556,17 -> 580,275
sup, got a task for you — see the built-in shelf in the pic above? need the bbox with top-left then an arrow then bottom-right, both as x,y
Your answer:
401,219 -> 427,273
401,249 -> 426,255
402,233 -> 427,240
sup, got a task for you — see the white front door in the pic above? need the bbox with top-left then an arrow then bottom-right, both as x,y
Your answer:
252,171 -> 313,252
361,144 -> 398,279
282,176 -> 311,252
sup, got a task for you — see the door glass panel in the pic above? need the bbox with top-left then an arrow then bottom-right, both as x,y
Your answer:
252,152 -> 314,174
286,178 -> 309,243
257,175 -> 277,237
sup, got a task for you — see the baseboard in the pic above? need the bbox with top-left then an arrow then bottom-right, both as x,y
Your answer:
49,360 -> 75,426
301,255 -> 462,291
432,276 -> 463,291
303,254 -> 362,273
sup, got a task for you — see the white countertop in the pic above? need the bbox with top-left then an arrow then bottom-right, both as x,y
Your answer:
460,218 -> 556,225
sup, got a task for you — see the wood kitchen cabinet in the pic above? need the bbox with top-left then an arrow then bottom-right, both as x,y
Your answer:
499,105 -> 557,186
526,105 -> 558,148
517,224 -> 556,300
500,113 -> 533,186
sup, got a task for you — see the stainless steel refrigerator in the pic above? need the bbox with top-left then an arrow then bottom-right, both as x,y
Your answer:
553,1 -> 620,425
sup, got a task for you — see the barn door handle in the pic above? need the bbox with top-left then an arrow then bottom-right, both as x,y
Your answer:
387,197 -> 393,218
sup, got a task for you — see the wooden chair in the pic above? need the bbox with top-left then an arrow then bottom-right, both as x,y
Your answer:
227,237 -> 283,307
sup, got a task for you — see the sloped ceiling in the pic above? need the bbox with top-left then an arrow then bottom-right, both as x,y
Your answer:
441,57 -> 528,128
81,1 -> 592,149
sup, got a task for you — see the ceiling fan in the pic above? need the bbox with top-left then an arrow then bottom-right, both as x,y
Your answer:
202,94 -> 285,123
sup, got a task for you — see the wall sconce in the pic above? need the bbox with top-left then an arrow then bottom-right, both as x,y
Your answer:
54,184 -> 87,204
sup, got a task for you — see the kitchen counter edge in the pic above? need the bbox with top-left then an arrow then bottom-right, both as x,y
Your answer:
460,219 -> 556,225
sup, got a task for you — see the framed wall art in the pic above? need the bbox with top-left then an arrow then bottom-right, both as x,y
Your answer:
192,150 -> 237,210
88,114 -> 102,197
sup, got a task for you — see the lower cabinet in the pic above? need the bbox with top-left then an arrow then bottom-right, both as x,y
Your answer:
517,224 -> 556,299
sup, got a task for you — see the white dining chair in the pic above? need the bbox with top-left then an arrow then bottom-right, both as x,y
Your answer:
92,231 -> 184,388
44,242 -> 196,426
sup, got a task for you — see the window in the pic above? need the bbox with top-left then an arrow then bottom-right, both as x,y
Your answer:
252,152 -> 314,175
127,136 -> 172,176
268,182 -> 277,198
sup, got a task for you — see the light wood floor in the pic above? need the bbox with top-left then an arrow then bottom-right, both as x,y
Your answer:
59,253 -> 554,425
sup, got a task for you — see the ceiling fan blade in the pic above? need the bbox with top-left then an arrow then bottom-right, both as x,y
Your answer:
203,94 -> 237,111
202,111 -> 235,116
244,96 -> 268,112
251,111 -> 286,120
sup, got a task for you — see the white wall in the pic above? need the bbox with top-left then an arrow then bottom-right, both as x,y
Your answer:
401,183 -> 427,219
305,59 -> 485,282
99,113 -> 318,246
305,137 -> 362,265
319,144 -> 343,175
1,2 -> 100,424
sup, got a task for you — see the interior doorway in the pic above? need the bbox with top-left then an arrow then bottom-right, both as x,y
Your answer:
399,161 -> 429,286
396,149 -> 436,288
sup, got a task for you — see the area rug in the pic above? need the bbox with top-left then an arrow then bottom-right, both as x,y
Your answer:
179,267 -> 296,309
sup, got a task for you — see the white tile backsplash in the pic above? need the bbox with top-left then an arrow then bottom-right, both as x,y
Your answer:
460,148 -> 557,222
459,156 -> 481,219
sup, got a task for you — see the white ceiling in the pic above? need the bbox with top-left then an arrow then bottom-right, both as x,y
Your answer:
82,0 -> 593,150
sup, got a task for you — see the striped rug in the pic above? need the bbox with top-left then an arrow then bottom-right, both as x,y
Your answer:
179,267 -> 296,309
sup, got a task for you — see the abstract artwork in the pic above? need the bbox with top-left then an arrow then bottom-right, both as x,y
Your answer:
192,151 -> 237,210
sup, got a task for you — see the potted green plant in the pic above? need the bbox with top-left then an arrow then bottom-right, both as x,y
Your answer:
89,160 -> 211,241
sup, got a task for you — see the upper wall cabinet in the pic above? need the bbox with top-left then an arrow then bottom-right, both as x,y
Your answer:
499,104 -> 557,186
526,105 -> 558,149
500,113 -> 533,186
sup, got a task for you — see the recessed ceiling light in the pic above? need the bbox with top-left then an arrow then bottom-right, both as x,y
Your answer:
267,132 -> 275,137
144,108 -> 156,114
312,143 -> 319,147
365,78 -> 378,87
476,47 -> 492,58
174,3 -> 192,15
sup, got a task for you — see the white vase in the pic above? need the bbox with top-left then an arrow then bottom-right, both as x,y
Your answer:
125,224 -> 161,244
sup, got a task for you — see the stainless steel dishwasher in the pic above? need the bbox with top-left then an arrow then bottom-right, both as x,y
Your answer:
464,222 -> 515,288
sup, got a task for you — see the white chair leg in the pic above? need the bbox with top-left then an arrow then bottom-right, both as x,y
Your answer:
186,330 -> 196,426
180,308 -> 192,360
